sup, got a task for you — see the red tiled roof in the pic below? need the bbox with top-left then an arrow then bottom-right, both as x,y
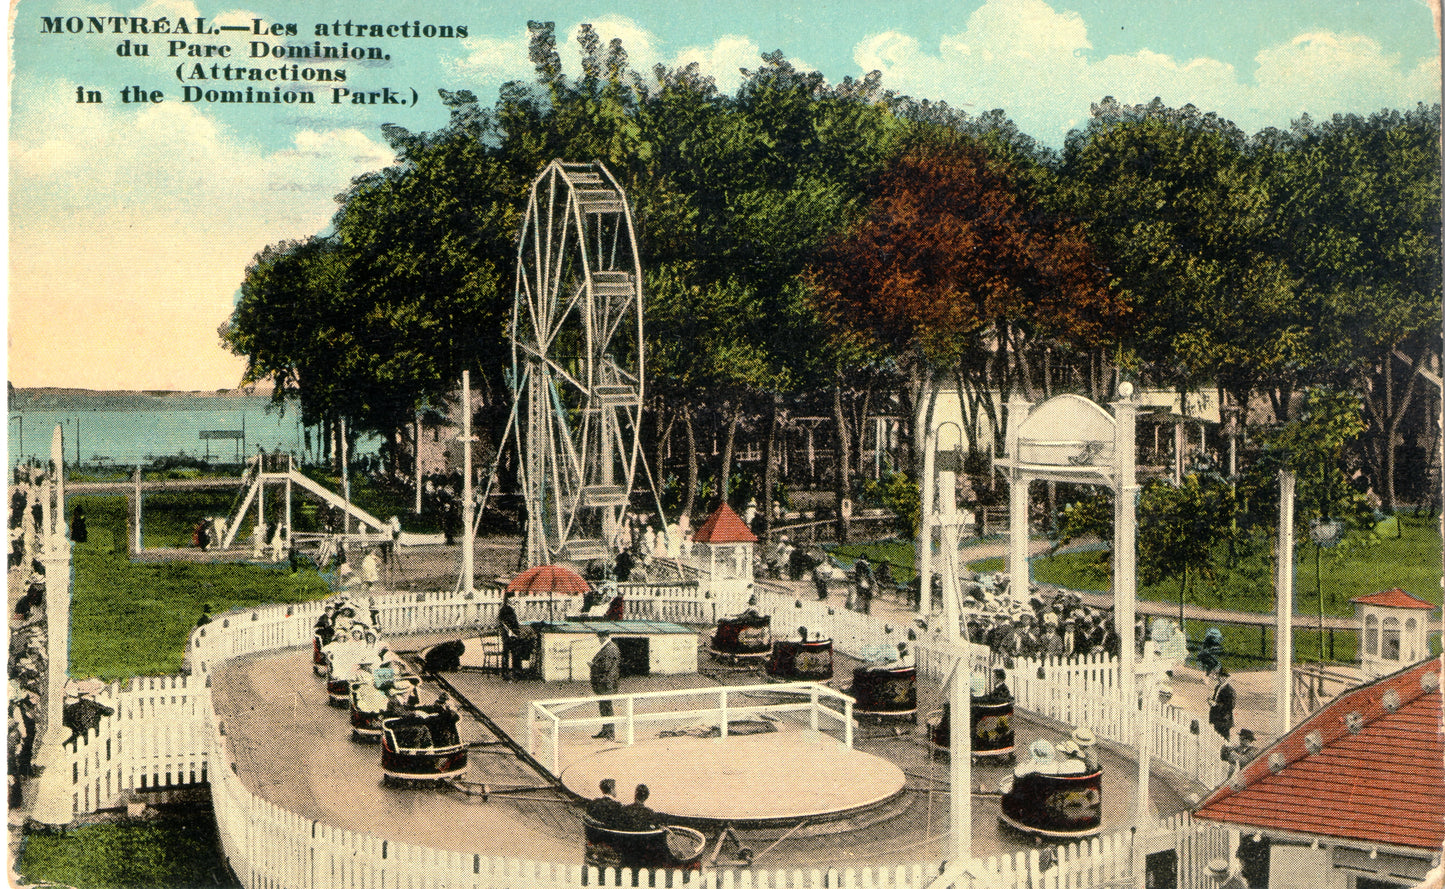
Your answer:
1351,588 -> 1437,611
1194,656 -> 1444,850
692,503 -> 758,544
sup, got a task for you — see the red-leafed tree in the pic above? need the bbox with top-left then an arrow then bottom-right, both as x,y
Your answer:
810,137 -> 1129,454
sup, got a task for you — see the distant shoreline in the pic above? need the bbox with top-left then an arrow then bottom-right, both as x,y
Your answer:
9,386 -> 280,412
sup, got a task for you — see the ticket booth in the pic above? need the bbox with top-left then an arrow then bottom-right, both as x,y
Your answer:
692,503 -> 758,617
1353,588 -> 1435,678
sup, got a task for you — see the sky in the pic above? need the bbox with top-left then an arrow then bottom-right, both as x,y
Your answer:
6,0 -> 1442,391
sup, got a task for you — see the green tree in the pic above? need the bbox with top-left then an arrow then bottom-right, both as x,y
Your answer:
1282,107 -> 1442,508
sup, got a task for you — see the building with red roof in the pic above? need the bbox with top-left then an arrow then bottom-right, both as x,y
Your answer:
692,502 -> 758,544
1353,589 -> 1437,679
1193,655 -> 1444,889
691,503 -> 758,614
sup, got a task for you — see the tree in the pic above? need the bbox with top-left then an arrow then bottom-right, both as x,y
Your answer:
1059,99 -> 1307,421
1282,107 -> 1443,508
811,136 -> 1127,457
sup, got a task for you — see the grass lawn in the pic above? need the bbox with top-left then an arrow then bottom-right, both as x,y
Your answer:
17,808 -> 238,889
69,495 -> 332,680
841,513 -> 1442,669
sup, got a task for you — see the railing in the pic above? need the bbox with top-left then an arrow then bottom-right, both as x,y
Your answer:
1292,662 -> 1360,719
37,674 -> 210,816
40,564 -> 1239,889
527,681 -> 853,776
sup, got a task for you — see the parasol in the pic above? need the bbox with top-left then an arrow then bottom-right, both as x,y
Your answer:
506,564 -> 590,619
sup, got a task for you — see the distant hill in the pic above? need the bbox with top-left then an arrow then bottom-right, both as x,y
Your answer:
9,387 -> 277,411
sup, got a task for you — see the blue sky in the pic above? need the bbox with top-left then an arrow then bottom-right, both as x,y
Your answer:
8,0 -> 1441,390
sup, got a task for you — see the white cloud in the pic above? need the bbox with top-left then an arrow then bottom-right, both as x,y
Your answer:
855,0 -> 1439,143
672,35 -> 767,93
9,77 -> 393,389
444,30 -> 534,85
445,18 -> 786,98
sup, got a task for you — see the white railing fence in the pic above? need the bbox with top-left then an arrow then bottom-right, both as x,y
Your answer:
41,674 -> 210,816
527,681 -> 853,775
45,576 -> 1238,889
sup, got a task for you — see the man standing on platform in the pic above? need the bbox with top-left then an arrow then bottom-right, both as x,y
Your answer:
498,592 -> 524,680
590,629 -> 621,739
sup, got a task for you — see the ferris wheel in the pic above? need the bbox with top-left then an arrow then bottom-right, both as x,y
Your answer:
509,160 -> 647,567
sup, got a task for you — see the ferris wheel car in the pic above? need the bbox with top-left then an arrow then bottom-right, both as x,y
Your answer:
380,710 -> 468,782
997,766 -> 1103,839
582,816 -> 707,871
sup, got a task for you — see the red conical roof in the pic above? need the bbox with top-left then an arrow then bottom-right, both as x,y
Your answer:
692,502 -> 758,544
1350,588 -> 1436,610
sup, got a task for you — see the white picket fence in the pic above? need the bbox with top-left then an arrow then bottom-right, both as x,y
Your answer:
46,674 -> 210,816
44,577 -> 1236,889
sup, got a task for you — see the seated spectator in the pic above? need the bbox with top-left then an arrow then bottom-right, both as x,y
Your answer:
586,778 -> 623,825
1071,727 -> 1100,773
617,783 -> 658,831
1016,739 -> 1059,777
979,668 -> 1013,703
1222,728 -> 1259,777
1054,739 -> 1089,775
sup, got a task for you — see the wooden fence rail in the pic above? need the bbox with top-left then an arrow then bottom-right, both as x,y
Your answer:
45,575 -> 1234,889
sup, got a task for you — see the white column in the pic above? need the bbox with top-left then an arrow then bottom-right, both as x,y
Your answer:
1276,470 -> 1296,737
1113,387 -> 1138,724
941,487 -> 971,869
31,430 -> 74,827
1007,396 -> 1031,602
462,370 -> 475,596
917,385 -> 937,615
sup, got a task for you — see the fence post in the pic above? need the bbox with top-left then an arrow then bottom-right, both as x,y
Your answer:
810,686 -> 820,732
720,689 -> 729,739
625,695 -> 635,746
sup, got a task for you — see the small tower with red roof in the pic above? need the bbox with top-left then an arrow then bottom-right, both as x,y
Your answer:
1351,587 -> 1436,678
692,502 -> 758,615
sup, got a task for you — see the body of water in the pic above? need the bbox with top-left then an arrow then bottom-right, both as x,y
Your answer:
7,390 -> 380,469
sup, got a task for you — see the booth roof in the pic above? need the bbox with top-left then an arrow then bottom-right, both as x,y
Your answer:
1350,587 -> 1437,610
1193,656 -> 1444,851
693,502 -> 758,544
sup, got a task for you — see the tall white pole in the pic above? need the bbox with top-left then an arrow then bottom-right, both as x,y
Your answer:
133,463 -> 142,553
340,419 -> 350,536
940,466 -> 971,871
1276,470 -> 1296,738
917,382 -> 937,615
462,371 -> 475,596
1006,395 -> 1030,603
31,426 -> 74,827
1113,385 -> 1138,723
415,410 -> 423,515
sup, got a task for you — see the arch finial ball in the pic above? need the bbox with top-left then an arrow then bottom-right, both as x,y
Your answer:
1117,381 -> 1134,399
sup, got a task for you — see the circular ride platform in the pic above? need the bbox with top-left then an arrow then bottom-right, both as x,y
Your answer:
559,730 -> 906,828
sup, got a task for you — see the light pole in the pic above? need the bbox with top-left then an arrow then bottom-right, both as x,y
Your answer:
1309,518 -> 1341,666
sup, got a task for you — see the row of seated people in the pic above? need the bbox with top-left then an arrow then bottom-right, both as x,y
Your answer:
585,779 -> 660,831
1014,727 -> 1100,777
314,594 -> 380,645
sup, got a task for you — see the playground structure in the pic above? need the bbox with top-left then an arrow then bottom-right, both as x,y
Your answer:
215,451 -> 398,557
